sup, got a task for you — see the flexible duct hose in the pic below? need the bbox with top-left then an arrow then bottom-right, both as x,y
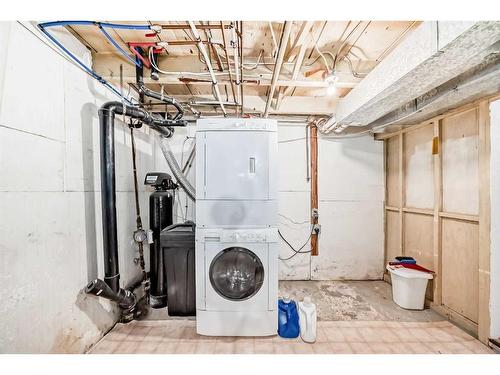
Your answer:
157,135 -> 196,202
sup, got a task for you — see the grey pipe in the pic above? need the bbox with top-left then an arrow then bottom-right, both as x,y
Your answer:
157,135 -> 196,202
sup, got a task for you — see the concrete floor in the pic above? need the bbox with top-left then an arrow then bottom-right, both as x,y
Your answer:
144,280 -> 443,322
279,280 -> 443,322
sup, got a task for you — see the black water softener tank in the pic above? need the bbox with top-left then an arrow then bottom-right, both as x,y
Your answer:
160,221 -> 196,316
144,172 -> 176,308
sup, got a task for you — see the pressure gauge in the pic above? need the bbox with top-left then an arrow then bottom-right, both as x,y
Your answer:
133,229 -> 147,243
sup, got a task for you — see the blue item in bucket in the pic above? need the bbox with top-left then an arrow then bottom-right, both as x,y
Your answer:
278,298 -> 300,338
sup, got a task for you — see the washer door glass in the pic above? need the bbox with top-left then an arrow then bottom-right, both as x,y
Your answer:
209,247 -> 264,301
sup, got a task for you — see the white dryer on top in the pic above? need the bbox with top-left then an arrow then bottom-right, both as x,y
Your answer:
195,118 -> 278,228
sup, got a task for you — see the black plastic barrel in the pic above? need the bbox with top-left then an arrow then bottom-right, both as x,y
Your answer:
149,190 -> 174,308
160,221 -> 196,316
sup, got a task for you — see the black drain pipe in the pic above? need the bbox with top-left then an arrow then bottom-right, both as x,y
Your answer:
86,101 -> 182,315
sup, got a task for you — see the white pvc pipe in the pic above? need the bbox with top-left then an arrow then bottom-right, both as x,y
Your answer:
268,21 -> 278,57
264,21 -> 293,118
189,21 -> 227,116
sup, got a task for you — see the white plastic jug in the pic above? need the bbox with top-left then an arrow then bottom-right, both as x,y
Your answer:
298,297 -> 317,343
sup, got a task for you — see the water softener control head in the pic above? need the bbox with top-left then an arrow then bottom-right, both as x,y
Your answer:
144,172 -> 177,190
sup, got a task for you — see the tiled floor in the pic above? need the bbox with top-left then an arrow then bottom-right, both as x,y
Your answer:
88,320 -> 494,354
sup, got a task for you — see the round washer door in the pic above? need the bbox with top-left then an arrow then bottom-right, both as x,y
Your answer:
209,247 -> 264,301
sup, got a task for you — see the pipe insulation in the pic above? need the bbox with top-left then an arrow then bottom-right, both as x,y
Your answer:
157,136 -> 196,202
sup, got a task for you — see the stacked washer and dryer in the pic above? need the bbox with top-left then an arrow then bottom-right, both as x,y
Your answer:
195,118 -> 279,336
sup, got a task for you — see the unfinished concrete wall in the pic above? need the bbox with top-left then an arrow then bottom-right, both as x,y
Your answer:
277,125 -> 384,280
157,122 -> 384,281
490,98 -> 500,340
0,22 -> 155,353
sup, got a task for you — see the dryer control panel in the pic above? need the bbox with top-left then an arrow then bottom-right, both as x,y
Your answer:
198,228 -> 278,243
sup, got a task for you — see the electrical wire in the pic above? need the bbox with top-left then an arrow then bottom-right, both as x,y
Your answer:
314,44 -> 331,71
278,226 -> 314,261
341,55 -> 369,78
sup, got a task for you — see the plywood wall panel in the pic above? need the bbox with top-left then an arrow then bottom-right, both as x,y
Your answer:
404,212 -> 434,300
442,109 -> 479,215
386,210 -> 400,262
404,126 -> 434,209
386,136 -> 400,206
441,218 -> 479,323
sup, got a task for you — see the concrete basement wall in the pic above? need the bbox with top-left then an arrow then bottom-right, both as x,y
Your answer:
157,123 -> 384,281
0,22 -> 156,353
490,98 -> 500,340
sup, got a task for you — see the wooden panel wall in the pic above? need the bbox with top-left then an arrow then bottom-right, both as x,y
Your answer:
386,137 -> 400,207
380,97 -> 495,343
441,109 -> 479,215
442,218 -> 479,322
404,126 -> 434,209
385,210 -> 400,263
403,212 -> 434,300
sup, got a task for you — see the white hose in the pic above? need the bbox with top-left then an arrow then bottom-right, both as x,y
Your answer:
157,136 -> 196,202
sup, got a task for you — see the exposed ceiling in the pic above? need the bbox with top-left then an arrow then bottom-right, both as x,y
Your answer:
66,21 -> 419,118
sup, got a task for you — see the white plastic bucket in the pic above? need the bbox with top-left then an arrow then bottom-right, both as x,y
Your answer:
387,265 -> 433,310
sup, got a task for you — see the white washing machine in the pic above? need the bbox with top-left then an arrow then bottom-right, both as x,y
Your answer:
195,118 -> 278,336
196,227 -> 278,336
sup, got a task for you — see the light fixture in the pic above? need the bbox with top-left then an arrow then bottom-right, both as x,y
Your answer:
324,70 -> 339,96
324,70 -> 339,85
327,83 -> 337,96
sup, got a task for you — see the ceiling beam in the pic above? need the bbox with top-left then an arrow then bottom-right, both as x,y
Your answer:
93,53 -> 361,87
103,75 -> 357,88
148,94 -> 337,116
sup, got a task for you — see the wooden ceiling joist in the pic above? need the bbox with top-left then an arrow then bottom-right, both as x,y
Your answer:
65,20 -> 420,116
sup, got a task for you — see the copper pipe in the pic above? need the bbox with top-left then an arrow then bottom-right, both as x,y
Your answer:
160,24 -> 231,30
165,40 -> 224,47
178,77 -> 259,84
309,123 -> 319,256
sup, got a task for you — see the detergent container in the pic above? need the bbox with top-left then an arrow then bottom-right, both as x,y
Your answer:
278,296 -> 300,339
298,297 -> 317,343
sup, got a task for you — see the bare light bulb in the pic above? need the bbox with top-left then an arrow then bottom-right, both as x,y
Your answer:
325,70 -> 339,96
327,83 -> 337,96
